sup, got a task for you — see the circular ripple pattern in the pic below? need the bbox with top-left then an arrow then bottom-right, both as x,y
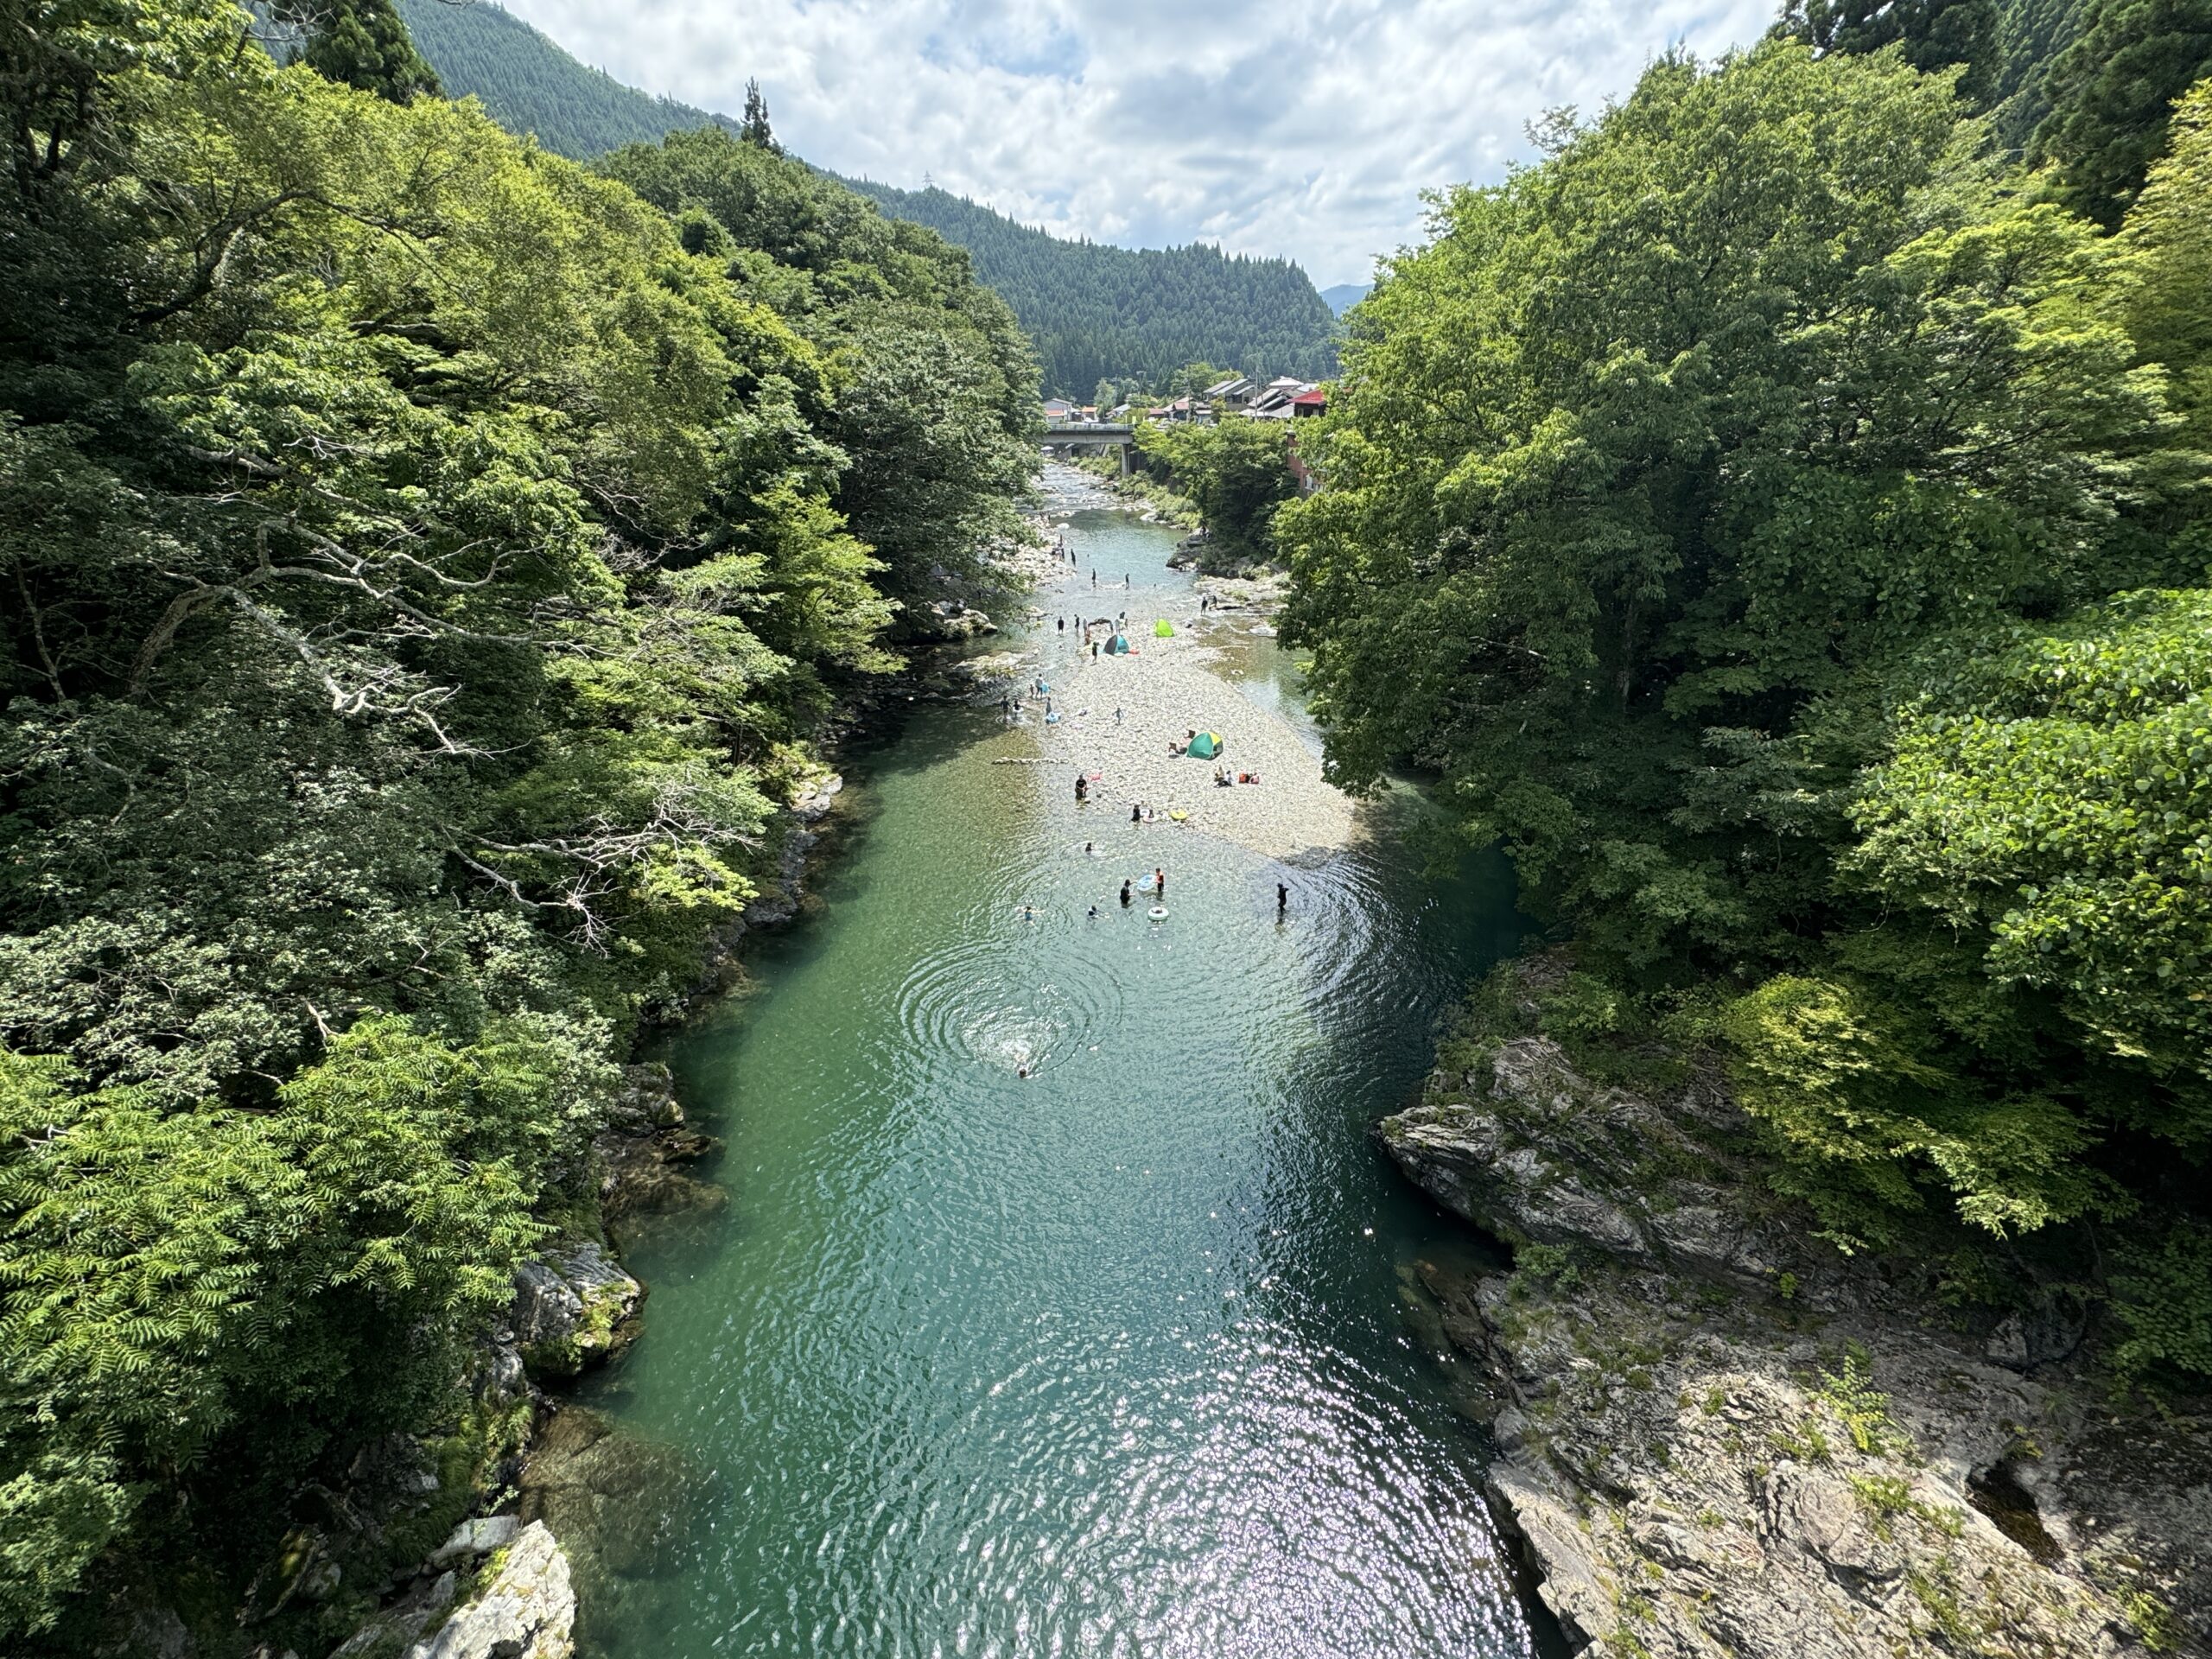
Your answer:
578,480 -> 1540,1659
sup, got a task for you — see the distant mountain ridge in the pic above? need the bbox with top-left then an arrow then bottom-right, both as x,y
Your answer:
1319,283 -> 1371,316
393,0 -> 1338,397
840,180 -> 1338,397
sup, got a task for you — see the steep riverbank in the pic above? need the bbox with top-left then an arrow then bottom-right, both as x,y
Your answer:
1386,951 -> 2212,1658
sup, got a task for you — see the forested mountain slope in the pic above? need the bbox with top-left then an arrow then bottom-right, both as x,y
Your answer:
0,4 -> 1031,1651
394,0 -> 737,156
837,181 -> 1340,396
1778,0 -> 2212,223
391,1 -> 1339,397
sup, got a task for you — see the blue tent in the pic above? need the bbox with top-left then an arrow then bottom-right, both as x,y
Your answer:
1107,635 -> 1130,655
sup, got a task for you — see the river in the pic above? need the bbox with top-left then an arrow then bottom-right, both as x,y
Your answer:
573,473 -> 1549,1658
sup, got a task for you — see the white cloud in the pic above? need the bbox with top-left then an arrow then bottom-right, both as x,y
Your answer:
493,0 -> 1778,287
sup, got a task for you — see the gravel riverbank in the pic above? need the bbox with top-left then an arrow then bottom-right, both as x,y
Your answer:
992,607 -> 1356,862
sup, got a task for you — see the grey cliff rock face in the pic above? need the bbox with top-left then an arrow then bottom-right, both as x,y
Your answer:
510,1241 -> 645,1380
404,1520 -> 574,1659
1382,957 -> 2210,1659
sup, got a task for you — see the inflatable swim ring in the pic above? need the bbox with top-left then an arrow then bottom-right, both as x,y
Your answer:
1168,809 -> 1190,822
1147,906 -> 1169,920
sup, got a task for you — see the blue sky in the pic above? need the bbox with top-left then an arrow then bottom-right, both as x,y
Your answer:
495,0 -> 1780,288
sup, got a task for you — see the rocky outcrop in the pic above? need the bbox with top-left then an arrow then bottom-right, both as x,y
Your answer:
594,1062 -> 721,1224
510,1242 -> 644,1380
401,1520 -> 574,1659
1385,1036 -> 1794,1291
923,599 -> 998,639
1384,956 -> 2210,1659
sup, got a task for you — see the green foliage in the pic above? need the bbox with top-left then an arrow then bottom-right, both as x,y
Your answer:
599,126 -> 1039,608
2107,1221 -> 2212,1380
1719,976 -> 2107,1247
2121,81 -> 2212,450
0,1025 -> 565,1636
1286,35 -> 2212,1342
1848,591 -> 2212,1114
299,0 -> 440,103
2030,0 -> 2212,226
0,3 -> 1031,1634
1775,0 -> 2003,101
1135,419 -> 1299,563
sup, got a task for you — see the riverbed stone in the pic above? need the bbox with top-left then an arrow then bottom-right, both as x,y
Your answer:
403,1520 -> 573,1659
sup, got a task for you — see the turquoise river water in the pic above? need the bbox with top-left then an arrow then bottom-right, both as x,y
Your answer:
576,477 -> 1548,1658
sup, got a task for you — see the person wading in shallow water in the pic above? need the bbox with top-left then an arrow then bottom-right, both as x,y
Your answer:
1075,774 -> 1088,804
1277,882 -> 1288,913
1154,867 -> 1166,900
1120,879 -> 1133,907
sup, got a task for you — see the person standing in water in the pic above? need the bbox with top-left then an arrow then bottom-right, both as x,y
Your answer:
1277,882 -> 1289,913
1120,879 -> 1133,907
1074,774 -> 1088,803
1154,867 -> 1166,899
1130,802 -> 1141,823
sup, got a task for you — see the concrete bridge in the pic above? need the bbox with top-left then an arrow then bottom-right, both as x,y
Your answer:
1041,422 -> 1134,474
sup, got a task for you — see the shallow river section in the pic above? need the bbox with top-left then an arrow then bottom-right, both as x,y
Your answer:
582,483 -> 1546,1658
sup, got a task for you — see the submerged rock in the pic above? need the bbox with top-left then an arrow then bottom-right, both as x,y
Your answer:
520,1407 -> 706,1653
594,1063 -> 722,1225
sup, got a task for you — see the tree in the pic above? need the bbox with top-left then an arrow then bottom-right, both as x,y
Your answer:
0,11 -> 1034,1632
1774,0 -> 2002,102
1276,41 -> 2183,1260
2030,0 -> 2212,226
740,76 -> 779,152
1137,419 -> 1297,563
299,0 -> 442,104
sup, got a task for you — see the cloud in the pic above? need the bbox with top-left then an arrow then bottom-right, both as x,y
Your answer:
493,0 -> 1778,286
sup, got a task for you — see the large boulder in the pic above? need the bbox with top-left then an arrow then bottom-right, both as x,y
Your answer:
404,1520 -> 573,1659
510,1242 -> 643,1379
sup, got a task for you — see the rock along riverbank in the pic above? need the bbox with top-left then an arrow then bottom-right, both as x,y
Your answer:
1385,950 -> 2212,1659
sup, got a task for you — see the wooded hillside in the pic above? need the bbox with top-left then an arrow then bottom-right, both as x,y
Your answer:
391,1 -> 1340,397
0,5 -> 1031,1650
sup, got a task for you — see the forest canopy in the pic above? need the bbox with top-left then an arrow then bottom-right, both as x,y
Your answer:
1281,39 -> 2212,1357
0,2 -> 1032,1645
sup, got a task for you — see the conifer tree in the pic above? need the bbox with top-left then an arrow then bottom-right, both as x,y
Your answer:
301,0 -> 442,104
741,77 -> 780,152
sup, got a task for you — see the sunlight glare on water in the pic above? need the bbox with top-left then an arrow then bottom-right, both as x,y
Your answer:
574,470 -> 1543,1659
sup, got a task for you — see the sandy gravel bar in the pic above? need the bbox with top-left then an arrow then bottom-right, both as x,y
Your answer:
1016,621 -> 1357,862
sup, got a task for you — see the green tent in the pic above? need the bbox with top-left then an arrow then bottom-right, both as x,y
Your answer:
1187,731 -> 1224,760
1107,634 -> 1129,654
1154,618 -> 1173,638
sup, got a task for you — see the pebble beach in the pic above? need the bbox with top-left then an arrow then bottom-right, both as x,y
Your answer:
998,607 -> 1357,862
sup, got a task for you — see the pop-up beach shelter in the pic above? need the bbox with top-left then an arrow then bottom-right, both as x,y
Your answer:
1154,619 -> 1173,638
1107,635 -> 1129,655
1187,731 -> 1224,760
